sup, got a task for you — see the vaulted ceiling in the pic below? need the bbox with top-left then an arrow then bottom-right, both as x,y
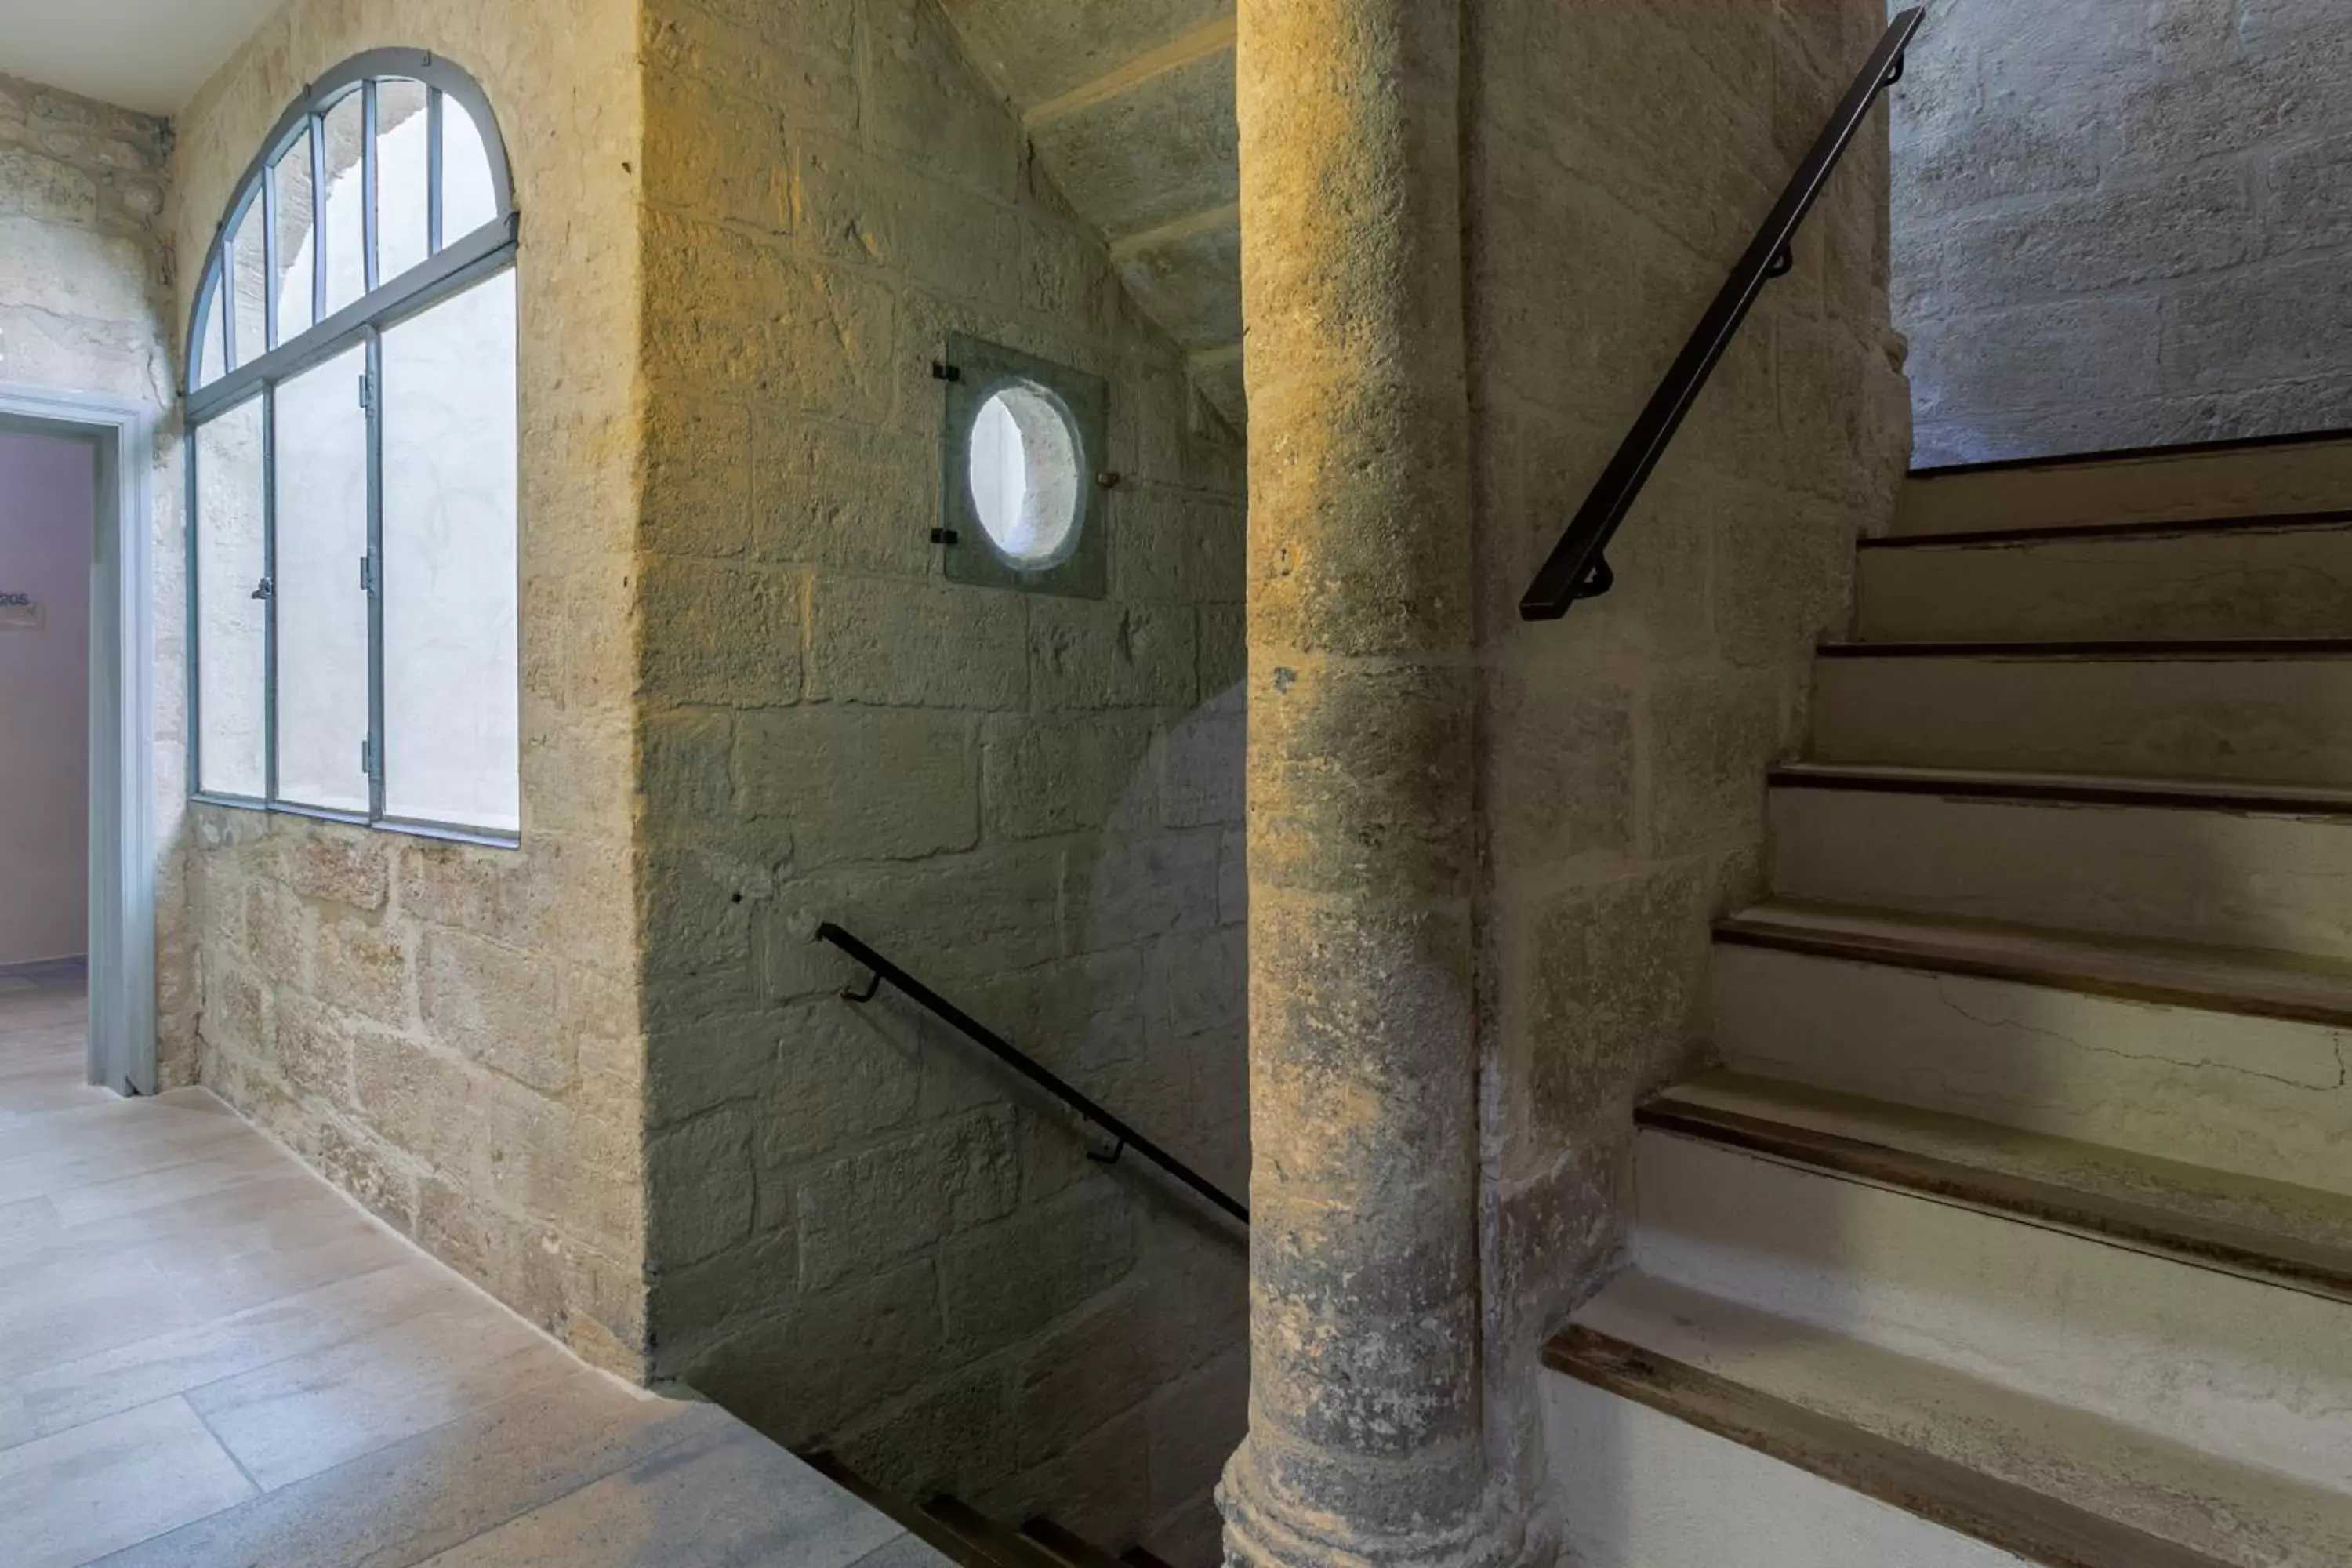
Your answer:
0,0 -> 279,114
936,0 -> 1244,430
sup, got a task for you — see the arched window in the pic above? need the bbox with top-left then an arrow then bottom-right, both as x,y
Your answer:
187,50 -> 521,841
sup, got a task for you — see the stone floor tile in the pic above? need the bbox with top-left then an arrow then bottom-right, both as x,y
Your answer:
0,1397 -> 255,1568
416,1421 -> 909,1568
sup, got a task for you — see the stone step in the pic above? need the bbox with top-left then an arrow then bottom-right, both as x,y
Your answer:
1711,903 -> 2352,1197
1769,764 -> 2352,960
1017,1518 -> 1129,1568
797,1454 -> 1036,1568
1854,515 -> 2352,643
1630,1098 -> 2352,1494
1647,1072 -> 2352,1307
922,1497 -> 1069,1568
1810,641 -> 2352,787
1546,1270 -> 2352,1568
1895,432 -> 2352,538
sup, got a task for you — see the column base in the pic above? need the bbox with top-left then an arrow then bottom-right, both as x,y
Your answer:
1218,1440 -> 1528,1568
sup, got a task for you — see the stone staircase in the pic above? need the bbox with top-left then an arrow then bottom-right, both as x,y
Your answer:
804,1451 -> 1178,1568
1544,434 -> 2352,1566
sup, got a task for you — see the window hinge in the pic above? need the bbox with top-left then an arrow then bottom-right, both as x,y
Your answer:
358,371 -> 373,411
361,737 -> 377,777
359,554 -> 377,594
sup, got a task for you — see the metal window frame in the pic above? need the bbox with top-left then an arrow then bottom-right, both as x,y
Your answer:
184,49 -> 521,849
937,334 -> 1112,601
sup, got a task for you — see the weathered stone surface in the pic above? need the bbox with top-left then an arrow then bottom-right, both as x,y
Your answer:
1029,600 -> 1199,710
1897,0 -> 2352,461
419,927 -> 572,1095
1221,0 -> 1508,1559
279,832 -> 394,913
860,0 -> 1022,200
981,714 -> 1158,840
736,706 -> 979,865
641,557 -> 804,708
805,574 -> 1028,710
794,1108 -> 1018,1290
938,1194 -> 1138,1363
1069,830 -> 1222,952
677,1258 -> 944,1439
1031,47 -> 1239,242
648,1107 -> 758,1266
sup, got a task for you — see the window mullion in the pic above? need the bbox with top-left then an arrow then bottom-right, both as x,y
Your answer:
426,87 -> 445,256
310,114 -> 329,332
219,245 -> 238,372
261,384 -> 280,805
362,80 -> 381,295
260,164 -> 279,351
183,416 -> 203,795
365,325 -> 387,823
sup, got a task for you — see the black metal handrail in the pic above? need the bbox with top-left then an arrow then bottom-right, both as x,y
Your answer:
1519,7 -> 1926,621
815,922 -> 1250,1226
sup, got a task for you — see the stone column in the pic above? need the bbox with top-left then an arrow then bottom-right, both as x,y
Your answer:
1218,0 -> 1509,1564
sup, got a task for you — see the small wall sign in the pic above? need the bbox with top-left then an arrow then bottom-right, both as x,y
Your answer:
0,592 -> 42,630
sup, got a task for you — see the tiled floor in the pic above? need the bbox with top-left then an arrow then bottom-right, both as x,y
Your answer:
0,978 -> 949,1568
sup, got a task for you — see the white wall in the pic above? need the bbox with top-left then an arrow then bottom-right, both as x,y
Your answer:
0,430 -> 93,966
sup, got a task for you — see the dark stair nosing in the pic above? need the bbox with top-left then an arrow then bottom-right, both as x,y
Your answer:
924,1496 -> 1064,1568
800,1454 -> 998,1568
1909,423 -> 2352,480
1863,506 -> 2352,550
1714,909 -> 2352,1032
1638,1096 -> 2352,1308
1819,635 -> 2352,659
1544,1323 -> 2230,1568
1019,1517 -> 1129,1568
1767,762 -> 2352,819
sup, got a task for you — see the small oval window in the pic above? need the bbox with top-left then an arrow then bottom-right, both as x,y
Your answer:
967,381 -> 1083,569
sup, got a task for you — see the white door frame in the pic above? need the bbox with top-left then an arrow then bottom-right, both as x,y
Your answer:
0,383 -> 158,1094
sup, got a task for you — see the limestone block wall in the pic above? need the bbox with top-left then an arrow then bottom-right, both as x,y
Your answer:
632,2 -> 1248,1558
172,0 -> 653,1376
0,72 -> 190,1080
1896,0 -> 2352,464
1462,0 -> 1909,1535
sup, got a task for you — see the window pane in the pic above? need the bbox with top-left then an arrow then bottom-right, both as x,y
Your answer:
194,400 -> 267,797
321,91 -> 366,315
193,270 -> 227,389
376,79 -> 430,284
380,270 -> 518,832
270,128 -> 316,343
227,197 -> 267,369
272,344 -> 371,813
441,91 -> 499,241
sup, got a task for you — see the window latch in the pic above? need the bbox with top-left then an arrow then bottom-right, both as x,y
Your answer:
361,737 -> 377,778
249,575 -> 274,601
358,371 -> 373,412
359,555 -> 377,594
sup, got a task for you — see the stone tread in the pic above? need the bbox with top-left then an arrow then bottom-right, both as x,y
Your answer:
1860,506 -> 2352,551
800,1456 -> 1008,1568
1893,432 -> 2352,538
1715,898 -> 2352,1029
1819,636 -> 2352,659
1769,760 -> 2352,818
1018,1516 -> 1130,1568
1550,1270 -> 2352,1568
1645,1071 -> 2352,1306
921,1497 -> 1067,1568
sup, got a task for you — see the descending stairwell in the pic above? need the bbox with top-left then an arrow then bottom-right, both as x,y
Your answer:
804,1452 -> 1178,1568
1545,434 -> 2352,1567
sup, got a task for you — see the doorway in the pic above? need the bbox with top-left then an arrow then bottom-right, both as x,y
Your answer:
0,387 -> 156,1095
